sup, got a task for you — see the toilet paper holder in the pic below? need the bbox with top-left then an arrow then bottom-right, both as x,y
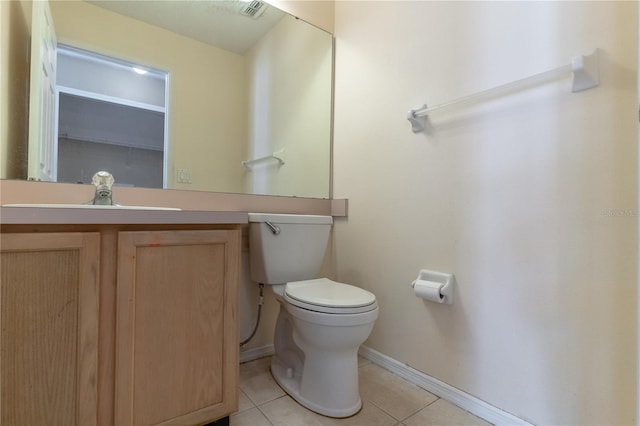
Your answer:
411,269 -> 455,304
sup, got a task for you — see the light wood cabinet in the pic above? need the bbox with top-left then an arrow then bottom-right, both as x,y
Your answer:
1,224 -> 241,426
0,232 -> 100,425
115,230 -> 239,425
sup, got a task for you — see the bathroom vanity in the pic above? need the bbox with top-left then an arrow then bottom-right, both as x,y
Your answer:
0,207 -> 246,425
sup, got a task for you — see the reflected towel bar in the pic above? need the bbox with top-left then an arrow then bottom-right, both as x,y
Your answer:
407,49 -> 600,133
242,149 -> 286,169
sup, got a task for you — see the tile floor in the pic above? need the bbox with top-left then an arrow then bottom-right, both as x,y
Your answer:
232,356 -> 493,426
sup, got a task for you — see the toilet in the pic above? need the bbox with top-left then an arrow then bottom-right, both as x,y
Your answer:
248,213 -> 378,418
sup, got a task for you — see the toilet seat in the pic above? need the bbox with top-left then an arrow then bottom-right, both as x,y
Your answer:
284,278 -> 377,314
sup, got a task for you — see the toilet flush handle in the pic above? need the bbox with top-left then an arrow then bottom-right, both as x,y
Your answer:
265,221 -> 281,235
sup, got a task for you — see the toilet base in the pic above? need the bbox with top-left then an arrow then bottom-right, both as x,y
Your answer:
271,357 -> 362,418
267,289 -> 377,419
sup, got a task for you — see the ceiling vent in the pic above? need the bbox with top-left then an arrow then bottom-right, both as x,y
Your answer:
240,0 -> 267,19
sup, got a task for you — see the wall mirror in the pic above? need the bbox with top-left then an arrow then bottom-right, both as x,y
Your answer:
9,0 -> 333,199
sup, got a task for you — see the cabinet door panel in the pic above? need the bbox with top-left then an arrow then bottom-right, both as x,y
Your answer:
116,230 -> 239,426
0,233 -> 100,426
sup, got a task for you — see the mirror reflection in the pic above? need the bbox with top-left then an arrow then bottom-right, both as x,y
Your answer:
56,45 -> 168,188
5,0 -> 333,199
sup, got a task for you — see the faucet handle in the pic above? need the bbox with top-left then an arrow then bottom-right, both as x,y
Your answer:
91,171 -> 115,205
92,171 -> 114,190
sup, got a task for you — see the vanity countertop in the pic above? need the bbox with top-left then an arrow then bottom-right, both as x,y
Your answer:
0,206 -> 248,225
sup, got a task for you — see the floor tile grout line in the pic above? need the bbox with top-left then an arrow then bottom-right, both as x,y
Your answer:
234,389 -> 257,415
240,393 -> 285,409
257,405 -> 277,426
255,395 -> 289,426
359,392 -> 441,424
358,362 -> 443,423
360,394 -> 410,423
395,396 -> 442,423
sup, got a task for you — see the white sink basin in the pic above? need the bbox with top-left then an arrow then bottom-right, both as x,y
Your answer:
3,203 -> 181,211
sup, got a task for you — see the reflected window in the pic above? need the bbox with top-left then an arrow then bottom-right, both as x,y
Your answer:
55,46 -> 168,187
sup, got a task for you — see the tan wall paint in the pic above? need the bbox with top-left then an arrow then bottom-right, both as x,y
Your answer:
49,0 -> 247,193
333,1 -> 637,424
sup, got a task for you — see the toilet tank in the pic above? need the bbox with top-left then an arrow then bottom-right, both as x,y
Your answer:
248,213 -> 333,285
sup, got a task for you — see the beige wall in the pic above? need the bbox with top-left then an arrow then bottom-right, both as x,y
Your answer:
333,1 -> 637,424
50,0 -> 247,193
245,15 -> 332,198
0,0 -> 31,180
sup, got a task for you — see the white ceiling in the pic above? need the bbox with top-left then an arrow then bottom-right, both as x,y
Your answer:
87,0 -> 286,54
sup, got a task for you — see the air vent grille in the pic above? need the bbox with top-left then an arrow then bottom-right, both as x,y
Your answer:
240,0 -> 267,19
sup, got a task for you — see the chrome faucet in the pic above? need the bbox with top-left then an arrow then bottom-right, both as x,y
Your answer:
91,171 -> 115,205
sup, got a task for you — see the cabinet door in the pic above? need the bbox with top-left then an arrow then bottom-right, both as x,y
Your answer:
115,230 -> 239,426
0,232 -> 100,425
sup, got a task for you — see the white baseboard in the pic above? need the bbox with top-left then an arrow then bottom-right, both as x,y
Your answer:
358,345 -> 532,426
239,344 -> 274,363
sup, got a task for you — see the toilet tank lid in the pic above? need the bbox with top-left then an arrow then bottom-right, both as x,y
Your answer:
248,213 -> 333,225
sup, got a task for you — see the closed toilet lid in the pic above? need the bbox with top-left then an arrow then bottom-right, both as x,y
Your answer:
285,278 -> 376,313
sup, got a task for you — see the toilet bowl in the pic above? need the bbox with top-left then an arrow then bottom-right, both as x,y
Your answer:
248,214 -> 378,418
270,279 -> 378,417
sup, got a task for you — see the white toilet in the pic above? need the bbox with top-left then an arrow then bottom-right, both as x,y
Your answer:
248,213 -> 378,418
